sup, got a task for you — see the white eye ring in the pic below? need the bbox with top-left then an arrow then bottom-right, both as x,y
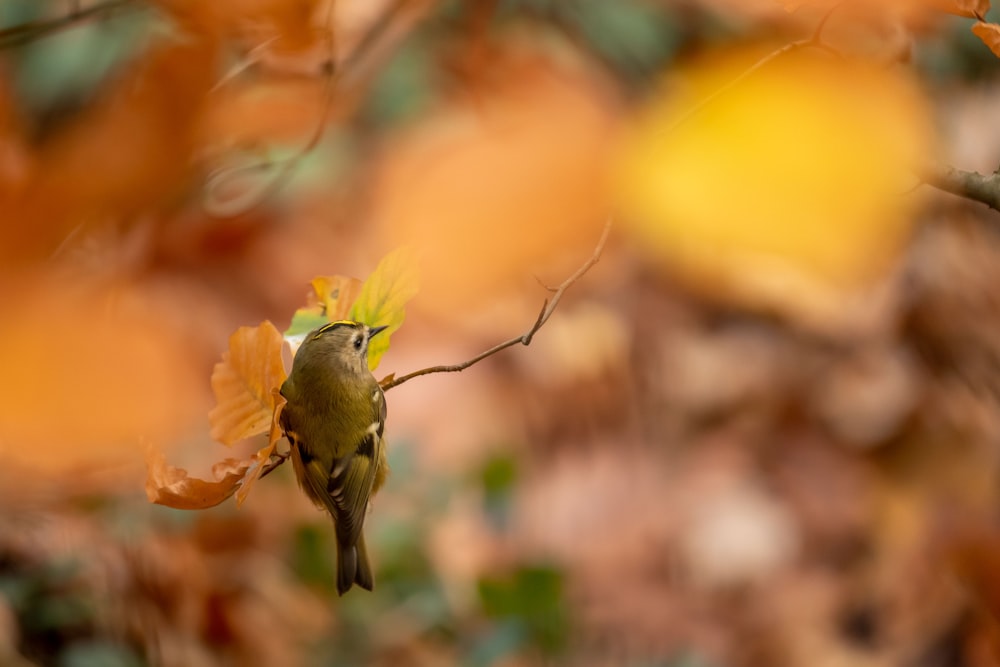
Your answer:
353,335 -> 363,350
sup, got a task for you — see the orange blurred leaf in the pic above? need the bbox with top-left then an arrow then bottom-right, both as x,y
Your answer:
6,38 -> 216,262
209,321 -> 288,445
973,22 -> 1000,57
949,0 -> 990,17
372,48 -> 615,312
0,281 -> 200,464
235,390 -> 287,506
145,445 -> 250,510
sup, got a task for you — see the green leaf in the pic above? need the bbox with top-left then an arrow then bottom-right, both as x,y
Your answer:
477,565 -> 568,655
349,247 -> 419,370
284,308 -> 328,337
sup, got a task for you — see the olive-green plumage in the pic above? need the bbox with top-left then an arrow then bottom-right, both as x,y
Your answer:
279,321 -> 388,595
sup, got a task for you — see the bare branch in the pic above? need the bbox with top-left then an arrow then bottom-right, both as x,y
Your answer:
204,0 -> 436,216
380,218 -> 613,392
0,0 -> 134,50
923,162 -> 1000,213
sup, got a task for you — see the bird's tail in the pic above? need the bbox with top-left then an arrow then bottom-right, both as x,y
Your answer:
336,534 -> 374,595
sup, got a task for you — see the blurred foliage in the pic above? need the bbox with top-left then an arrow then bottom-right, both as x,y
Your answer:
6,0 -> 1000,666
477,565 -> 568,657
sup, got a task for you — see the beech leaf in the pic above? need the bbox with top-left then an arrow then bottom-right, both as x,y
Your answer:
209,321 -> 287,445
973,22 -> 1000,58
950,0 -> 990,18
145,445 -> 250,510
349,247 -> 419,370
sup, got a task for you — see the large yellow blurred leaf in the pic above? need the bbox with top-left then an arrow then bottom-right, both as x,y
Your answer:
209,321 -> 287,445
145,445 -> 250,510
349,247 -> 419,370
615,47 -> 934,328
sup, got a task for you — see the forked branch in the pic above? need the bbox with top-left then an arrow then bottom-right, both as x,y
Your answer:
0,0 -> 133,49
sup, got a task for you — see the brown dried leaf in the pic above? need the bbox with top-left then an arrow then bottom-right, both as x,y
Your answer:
209,321 -> 288,445
145,445 -> 250,510
235,390 -> 288,506
947,0 -> 990,18
973,22 -> 1000,57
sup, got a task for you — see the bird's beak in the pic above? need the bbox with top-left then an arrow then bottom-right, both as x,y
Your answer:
368,325 -> 388,339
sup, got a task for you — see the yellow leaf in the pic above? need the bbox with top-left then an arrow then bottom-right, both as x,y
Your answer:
209,321 -> 288,445
235,389 -> 287,506
145,445 -> 250,510
615,47 -> 934,328
349,247 -> 419,370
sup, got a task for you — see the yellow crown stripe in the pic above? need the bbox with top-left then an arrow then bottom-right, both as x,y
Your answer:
316,319 -> 358,335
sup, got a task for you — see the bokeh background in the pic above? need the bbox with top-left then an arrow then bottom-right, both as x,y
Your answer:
3,1 -> 1000,665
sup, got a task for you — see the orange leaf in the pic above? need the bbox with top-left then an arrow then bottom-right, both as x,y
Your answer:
6,38 -> 217,263
973,22 -> 1000,57
284,275 -> 364,338
947,0 -> 990,18
145,445 -> 250,510
372,53 -> 614,313
235,390 -> 287,506
209,321 -> 288,445
313,275 -> 363,322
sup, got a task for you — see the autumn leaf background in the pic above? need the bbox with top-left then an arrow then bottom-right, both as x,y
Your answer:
4,1 -> 1000,666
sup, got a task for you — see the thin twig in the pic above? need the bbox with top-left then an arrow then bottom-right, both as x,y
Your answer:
0,0 -> 134,49
665,19 -> 838,134
203,0 -> 428,217
204,1 -> 344,217
380,218 -> 613,392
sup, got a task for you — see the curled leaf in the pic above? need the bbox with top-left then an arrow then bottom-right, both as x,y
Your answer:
209,321 -> 288,445
349,247 -> 420,370
950,0 -> 991,18
145,445 -> 250,510
973,22 -> 1000,58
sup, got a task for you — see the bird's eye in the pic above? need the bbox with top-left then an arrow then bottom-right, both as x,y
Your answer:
353,335 -> 363,350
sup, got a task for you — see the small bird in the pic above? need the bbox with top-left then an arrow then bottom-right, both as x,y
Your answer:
279,320 -> 388,595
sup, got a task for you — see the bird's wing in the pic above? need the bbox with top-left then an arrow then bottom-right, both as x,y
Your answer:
324,425 -> 380,547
